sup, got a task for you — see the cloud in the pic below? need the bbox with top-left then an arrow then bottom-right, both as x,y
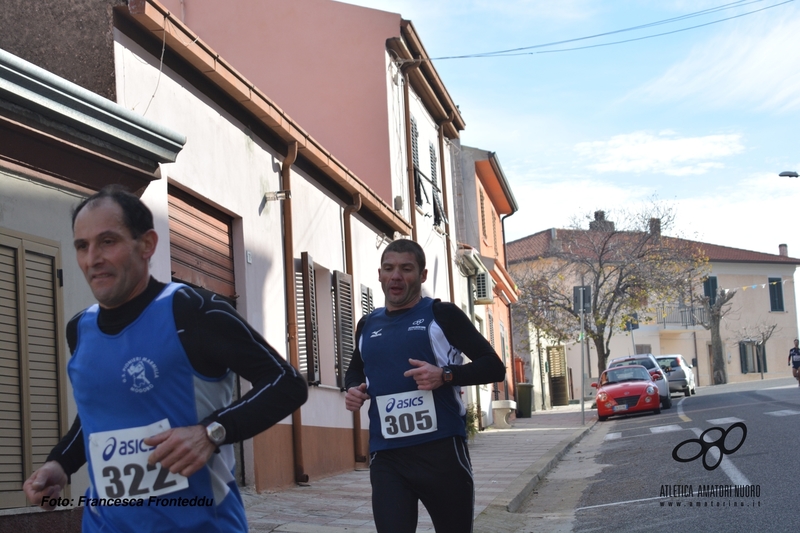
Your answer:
628,6 -> 800,112
574,131 -> 743,175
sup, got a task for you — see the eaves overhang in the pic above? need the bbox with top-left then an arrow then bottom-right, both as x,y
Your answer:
480,255 -> 519,304
124,0 -> 411,237
386,20 -> 465,139
0,46 -> 185,191
488,152 -> 518,214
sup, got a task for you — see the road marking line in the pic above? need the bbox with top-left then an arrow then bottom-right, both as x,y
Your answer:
690,427 -> 750,486
605,432 -> 621,440
576,496 -> 665,511
650,425 -> 683,434
707,417 -> 743,425
677,397 -> 691,422
765,409 -> 800,416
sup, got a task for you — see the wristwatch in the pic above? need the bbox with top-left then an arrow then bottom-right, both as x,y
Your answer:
205,421 -> 226,447
442,366 -> 454,384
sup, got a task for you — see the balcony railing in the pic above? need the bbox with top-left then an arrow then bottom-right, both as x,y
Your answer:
655,304 -> 707,328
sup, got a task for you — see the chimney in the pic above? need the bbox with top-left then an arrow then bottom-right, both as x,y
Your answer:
779,244 -> 788,257
649,218 -> 661,238
589,210 -> 615,232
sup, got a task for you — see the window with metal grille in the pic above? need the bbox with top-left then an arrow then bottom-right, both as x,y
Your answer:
0,230 -> 64,509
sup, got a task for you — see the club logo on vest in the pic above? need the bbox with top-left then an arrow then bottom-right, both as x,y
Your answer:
121,357 -> 160,393
408,318 -> 427,332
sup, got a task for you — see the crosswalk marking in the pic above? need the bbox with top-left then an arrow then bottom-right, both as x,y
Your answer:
649,425 -> 683,434
707,417 -> 743,425
765,409 -> 800,416
605,432 -> 621,440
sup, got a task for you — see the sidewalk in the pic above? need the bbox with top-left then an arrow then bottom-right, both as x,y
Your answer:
243,403 -> 597,533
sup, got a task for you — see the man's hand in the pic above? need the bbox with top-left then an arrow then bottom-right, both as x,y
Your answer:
23,461 -> 68,510
404,359 -> 444,390
345,383 -> 370,412
144,425 -> 215,478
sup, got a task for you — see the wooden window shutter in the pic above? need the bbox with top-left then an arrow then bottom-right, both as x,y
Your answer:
333,271 -> 355,390
0,243 -> 24,507
360,284 -> 374,318
299,252 -> 320,384
0,234 -> 62,509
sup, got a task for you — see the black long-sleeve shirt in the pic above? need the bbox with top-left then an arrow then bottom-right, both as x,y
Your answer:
47,278 -> 308,476
344,299 -> 506,390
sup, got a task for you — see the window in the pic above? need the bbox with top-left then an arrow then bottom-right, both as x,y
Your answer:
480,190 -> 487,239
703,276 -> 718,306
739,341 -> 766,374
360,284 -> 374,318
769,277 -> 784,312
488,310 -> 495,348
499,323 -> 507,366
492,208 -> 498,256
332,272 -> 355,390
296,252 -> 355,389
411,117 -> 423,207
0,230 -> 64,509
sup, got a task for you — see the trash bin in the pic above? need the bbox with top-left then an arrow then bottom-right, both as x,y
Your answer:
516,383 -> 533,418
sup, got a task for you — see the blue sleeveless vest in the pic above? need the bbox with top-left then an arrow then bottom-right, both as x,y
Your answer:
68,283 -> 247,533
360,297 -> 466,452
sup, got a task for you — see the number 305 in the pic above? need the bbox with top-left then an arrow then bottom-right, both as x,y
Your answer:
384,410 -> 433,435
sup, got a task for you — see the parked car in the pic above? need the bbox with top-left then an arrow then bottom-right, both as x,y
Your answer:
592,365 -> 661,421
656,354 -> 696,397
607,354 -> 672,409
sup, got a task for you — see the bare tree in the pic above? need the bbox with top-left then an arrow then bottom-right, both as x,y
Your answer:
696,288 -> 737,385
511,205 -> 707,376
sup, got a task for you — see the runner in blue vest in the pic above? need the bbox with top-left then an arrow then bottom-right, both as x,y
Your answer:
23,185 -> 307,532
789,338 -> 800,386
345,239 -> 505,533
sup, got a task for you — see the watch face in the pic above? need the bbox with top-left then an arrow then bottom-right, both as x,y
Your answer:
207,422 -> 226,445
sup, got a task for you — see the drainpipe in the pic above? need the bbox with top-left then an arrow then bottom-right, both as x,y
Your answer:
437,113 -> 455,303
501,213 -> 518,405
467,274 -> 482,430
343,193 -> 367,464
280,141 -> 308,483
401,62 -> 421,241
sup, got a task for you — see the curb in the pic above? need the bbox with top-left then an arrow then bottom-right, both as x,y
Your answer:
473,419 -> 596,529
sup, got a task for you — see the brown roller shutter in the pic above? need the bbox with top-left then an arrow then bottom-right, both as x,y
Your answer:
168,186 -> 235,299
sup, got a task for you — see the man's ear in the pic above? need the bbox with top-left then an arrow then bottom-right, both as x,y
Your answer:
139,229 -> 158,260
420,268 -> 428,284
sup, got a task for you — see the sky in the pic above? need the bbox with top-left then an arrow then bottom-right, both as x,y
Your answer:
340,0 -> 800,258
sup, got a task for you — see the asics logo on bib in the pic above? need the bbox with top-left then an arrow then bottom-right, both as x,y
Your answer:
385,396 -> 424,413
102,437 -> 156,460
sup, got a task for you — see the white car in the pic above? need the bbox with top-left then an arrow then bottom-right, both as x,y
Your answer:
607,354 -> 672,409
656,354 -> 697,397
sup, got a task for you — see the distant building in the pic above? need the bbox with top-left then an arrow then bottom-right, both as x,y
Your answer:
509,225 -> 800,401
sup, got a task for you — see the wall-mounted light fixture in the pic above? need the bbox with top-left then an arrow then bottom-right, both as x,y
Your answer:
264,190 -> 292,202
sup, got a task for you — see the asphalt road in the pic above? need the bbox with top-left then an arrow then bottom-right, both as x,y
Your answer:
518,376 -> 800,532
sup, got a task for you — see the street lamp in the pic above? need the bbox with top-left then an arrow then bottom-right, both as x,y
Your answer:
779,171 -> 799,178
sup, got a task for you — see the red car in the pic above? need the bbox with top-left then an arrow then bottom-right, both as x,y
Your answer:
592,365 -> 661,421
